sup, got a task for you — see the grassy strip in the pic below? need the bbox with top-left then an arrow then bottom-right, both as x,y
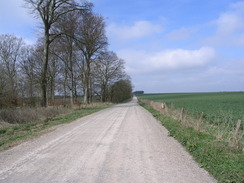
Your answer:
0,104 -> 111,151
140,102 -> 244,183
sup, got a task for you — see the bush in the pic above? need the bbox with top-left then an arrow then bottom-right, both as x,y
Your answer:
111,79 -> 132,103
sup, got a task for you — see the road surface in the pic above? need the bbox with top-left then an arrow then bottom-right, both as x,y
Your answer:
0,98 -> 216,183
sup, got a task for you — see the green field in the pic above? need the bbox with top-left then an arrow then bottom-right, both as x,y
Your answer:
138,92 -> 244,127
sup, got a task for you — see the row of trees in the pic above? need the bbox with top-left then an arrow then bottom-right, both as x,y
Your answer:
0,0 -> 132,108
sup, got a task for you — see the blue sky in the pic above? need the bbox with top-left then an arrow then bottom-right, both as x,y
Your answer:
0,0 -> 244,93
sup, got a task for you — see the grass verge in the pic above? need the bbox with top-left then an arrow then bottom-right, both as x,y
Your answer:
0,104 -> 112,151
140,102 -> 244,183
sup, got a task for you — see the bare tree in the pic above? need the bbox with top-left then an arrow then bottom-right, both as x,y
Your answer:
53,11 -> 81,106
20,45 -> 41,105
76,12 -> 108,104
0,62 -> 7,107
94,51 -> 126,102
0,34 -> 25,106
24,0 -> 91,107
48,48 -> 59,102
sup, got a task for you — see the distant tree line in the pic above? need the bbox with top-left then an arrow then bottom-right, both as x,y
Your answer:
133,91 -> 144,95
0,0 -> 132,108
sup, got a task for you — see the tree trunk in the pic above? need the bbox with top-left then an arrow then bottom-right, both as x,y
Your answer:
90,75 -> 93,103
41,29 -> 50,107
87,61 -> 91,104
50,76 -> 55,102
30,79 -> 35,106
74,82 -> 78,101
101,84 -> 106,102
69,45 -> 74,107
63,70 -> 67,101
83,86 -> 88,104
83,57 -> 90,104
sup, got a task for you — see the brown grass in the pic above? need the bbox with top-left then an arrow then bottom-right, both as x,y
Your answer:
0,107 -> 70,125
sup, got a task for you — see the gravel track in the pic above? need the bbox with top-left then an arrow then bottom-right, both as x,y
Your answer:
0,98 -> 216,183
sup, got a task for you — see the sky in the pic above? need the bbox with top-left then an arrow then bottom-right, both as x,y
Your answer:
0,0 -> 244,93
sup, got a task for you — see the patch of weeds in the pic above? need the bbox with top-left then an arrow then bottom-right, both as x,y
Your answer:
140,103 -> 244,183
5,128 -> 15,135
0,127 -> 7,134
12,126 -> 18,130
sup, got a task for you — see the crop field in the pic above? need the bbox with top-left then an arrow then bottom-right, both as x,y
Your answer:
138,92 -> 244,128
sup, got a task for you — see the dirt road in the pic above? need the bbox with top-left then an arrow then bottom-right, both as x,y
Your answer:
0,98 -> 216,183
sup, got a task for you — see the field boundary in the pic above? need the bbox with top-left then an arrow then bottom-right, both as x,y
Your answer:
139,98 -> 243,150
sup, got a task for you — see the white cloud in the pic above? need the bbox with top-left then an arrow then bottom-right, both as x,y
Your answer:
131,56 -> 243,93
230,1 -> 244,13
216,13 -> 244,35
107,20 -> 163,40
218,1 -> 244,32
166,27 -> 197,41
118,47 -> 216,74
203,1 -> 244,46
150,47 -> 215,69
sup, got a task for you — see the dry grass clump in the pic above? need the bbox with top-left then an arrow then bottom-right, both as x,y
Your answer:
0,107 -> 69,124
0,101 -> 112,125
